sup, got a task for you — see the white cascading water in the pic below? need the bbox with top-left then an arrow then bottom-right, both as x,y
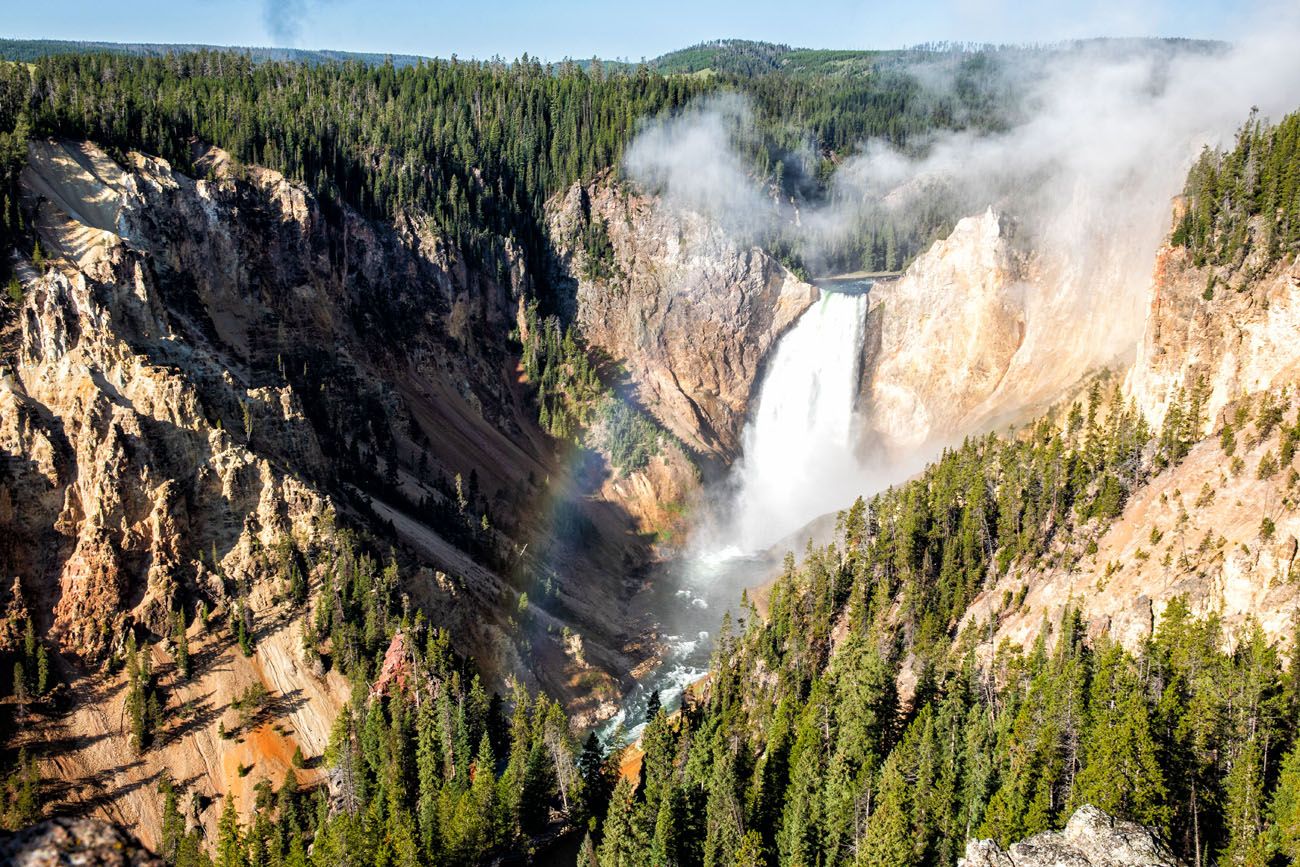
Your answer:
720,288 -> 871,554
599,288 -> 871,744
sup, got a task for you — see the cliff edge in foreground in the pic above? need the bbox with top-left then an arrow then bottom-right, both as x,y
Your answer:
961,805 -> 1185,867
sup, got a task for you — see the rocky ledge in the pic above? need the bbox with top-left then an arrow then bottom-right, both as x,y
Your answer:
960,805 -> 1185,867
0,817 -> 164,866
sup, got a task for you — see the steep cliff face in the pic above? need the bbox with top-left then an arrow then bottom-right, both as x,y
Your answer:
546,174 -> 818,462
5,139 -> 646,678
858,204 -> 1156,463
860,209 -> 1030,455
0,139 -> 676,843
1127,236 -> 1300,437
961,218 -> 1300,655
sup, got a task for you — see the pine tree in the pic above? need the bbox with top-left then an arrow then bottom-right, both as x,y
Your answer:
237,612 -> 254,658
216,794 -> 245,867
35,645 -> 48,696
1271,740 -> 1300,862
157,773 -> 185,862
597,777 -> 644,867
578,831 -> 599,867
1071,642 -> 1170,831
471,734 -> 498,849
651,784 -> 688,867
860,753 -> 918,867
126,672 -> 147,753
578,731 -> 613,826
1219,737 -> 1270,866
703,745 -> 744,867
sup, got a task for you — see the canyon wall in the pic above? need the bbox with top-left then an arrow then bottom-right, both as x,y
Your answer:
962,223 -> 1300,655
0,139 -> 823,846
0,140 -> 672,843
859,209 -> 1031,456
547,174 -> 818,463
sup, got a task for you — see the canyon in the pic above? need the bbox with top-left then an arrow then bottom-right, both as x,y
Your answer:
5,95 -> 1300,867
0,137 -> 824,846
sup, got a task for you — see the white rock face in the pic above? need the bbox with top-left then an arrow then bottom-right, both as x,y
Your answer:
862,208 -> 1028,453
861,201 -> 1153,461
1126,241 -> 1300,435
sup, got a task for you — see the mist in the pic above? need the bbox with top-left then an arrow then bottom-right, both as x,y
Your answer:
264,0 -> 337,46
625,24 -> 1300,558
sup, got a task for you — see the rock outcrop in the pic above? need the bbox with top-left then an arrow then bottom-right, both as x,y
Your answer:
6,139 -> 641,676
960,805 -> 1185,867
860,208 -> 1030,455
0,817 -> 164,866
546,174 -> 818,461
859,203 -> 1156,464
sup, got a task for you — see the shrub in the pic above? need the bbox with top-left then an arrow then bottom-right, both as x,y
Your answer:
1259,450 -> 1279,480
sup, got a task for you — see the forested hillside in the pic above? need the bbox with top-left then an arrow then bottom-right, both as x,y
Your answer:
590,123 -> 1300,867
0,43 -> 1023,286
1,530 -> 611,867
1,35 -> 1295,867
0,38 -> 433,67
601,382 -> 1300,867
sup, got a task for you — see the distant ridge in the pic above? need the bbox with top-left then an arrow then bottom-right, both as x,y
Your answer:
0,35 -> 1228,74
0,37 -> 432,67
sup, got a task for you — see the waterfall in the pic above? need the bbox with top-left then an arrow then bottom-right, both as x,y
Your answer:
722,288 -> 871,554
601,288 -> 871,743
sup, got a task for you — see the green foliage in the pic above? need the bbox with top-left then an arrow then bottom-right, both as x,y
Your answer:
173,610 -> 190,679
0,51 -> 710,280
5,618 -> 53,702
1070,641 -> 1169,829
1173,107 -> 1300,272
520,302 -> 603,442
612,383 -> 1299,867
0,109 -> 28,284
601,399 -> 661,474
119,631 -> 163,754
0,748 -> 39,831
1273,741 -> 1300,861
0,40 -> 1040,291
183,531 -> 591,866
231,682 -> 269,727
157,772 -> 209,866
1259,450 -> 1279,480
519,301 -> 669,474
580,215 -> 618,283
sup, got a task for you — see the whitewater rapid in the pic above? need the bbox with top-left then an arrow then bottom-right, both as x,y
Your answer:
723,288 -> 870,553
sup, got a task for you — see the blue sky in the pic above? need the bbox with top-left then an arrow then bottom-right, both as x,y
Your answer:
4,0 -> 1261,60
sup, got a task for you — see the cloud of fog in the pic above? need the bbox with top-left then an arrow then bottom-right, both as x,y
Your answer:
622,93 -> 780,237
